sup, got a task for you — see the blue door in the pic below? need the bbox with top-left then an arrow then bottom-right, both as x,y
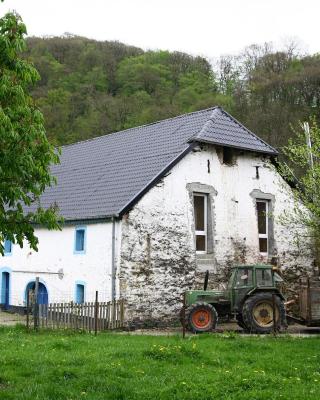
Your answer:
1,272 -> 10,310
26,281 -> 48,305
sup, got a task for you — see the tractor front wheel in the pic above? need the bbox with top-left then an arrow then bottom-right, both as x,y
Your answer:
242,293 -> 285,334
185,302 -> 218,333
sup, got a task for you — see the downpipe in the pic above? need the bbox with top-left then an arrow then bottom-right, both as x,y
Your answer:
111,216 -> 116,301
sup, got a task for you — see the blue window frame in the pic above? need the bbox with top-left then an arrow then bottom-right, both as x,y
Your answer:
74,227 -> 86,254
75,283 -> 85,304
4,239 -> 12,256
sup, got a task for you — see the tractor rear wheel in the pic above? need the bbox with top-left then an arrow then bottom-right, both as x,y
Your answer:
185,302 -> 218,333
242,292 -> 285,334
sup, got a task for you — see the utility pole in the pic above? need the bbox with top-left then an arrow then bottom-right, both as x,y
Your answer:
303,122 -> 314,170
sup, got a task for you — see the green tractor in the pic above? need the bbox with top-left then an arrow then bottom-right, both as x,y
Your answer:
182,264 -> 286,334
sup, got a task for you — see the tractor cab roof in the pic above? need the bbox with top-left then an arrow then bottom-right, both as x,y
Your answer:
231,264 -> 274,269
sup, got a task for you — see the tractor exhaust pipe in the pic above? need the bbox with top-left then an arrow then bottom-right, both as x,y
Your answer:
204,270 -> 209,291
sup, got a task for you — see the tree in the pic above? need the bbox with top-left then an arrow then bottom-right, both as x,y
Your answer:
280,120 -> 320,247
0,12 -> 61,255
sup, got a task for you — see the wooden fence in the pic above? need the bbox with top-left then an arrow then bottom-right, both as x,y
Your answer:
36,299 -> 125,332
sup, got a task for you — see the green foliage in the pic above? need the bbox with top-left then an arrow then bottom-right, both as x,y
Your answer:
23,37 -> 231,145
0,12 -> 61,255
0,328 -> 320,399
280,120 -> 320,241
21,37 -> 320,154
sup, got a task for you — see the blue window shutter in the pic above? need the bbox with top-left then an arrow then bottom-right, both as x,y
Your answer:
4,239 -> 12,254
76,284 -> 85,303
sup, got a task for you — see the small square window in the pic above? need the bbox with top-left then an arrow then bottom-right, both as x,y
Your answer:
74,227 -> 86,254
4,239 -> 12,255
223,147 -> 235,165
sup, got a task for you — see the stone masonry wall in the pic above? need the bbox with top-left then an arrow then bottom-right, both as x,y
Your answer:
119,144 -> 315,327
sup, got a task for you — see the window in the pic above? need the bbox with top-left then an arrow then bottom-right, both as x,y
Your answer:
223,147 -> 234,165
256,269 -> 273,287
74,227 -> 86,254
256,200 -> 268,254
194,194 -> 207,253
4,239 -> 12,256
235,268 -> 253,288
75,283 -> 85,304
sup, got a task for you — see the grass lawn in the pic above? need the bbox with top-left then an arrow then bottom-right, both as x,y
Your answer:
0,327 -> 320,399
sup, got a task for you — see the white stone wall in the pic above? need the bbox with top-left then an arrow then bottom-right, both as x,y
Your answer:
119,144 -> 315,325
0,222 -> 114,307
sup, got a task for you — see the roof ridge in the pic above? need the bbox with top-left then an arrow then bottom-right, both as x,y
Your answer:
60,106 -> 219,150
195,107 -> 221,140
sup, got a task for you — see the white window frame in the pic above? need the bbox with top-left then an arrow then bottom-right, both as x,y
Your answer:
194,193 -> 207,254
257,200 -> 268,255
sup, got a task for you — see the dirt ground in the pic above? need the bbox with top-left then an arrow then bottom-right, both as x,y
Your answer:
0,310 -> 26,326
1,310 -> 320,336
124,321 -> 320,336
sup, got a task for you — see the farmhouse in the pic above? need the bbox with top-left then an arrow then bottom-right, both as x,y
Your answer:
0,107 -> 315,325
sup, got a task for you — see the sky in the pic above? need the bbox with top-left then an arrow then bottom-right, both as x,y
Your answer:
1,0 -> 319,60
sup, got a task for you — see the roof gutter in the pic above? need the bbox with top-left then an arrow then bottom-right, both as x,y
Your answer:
118,142 -> 197,216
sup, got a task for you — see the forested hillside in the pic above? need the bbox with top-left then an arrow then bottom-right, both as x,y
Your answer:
24,36 -> 320,150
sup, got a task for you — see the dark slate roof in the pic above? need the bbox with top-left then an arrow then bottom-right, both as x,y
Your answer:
34,107 -> 277,220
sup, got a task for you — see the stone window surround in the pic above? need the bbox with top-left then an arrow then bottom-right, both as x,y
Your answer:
187,182 -> 217,256
250,189 -> 276,257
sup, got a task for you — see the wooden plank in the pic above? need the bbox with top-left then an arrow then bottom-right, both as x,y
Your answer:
88,302 -> 91,332
94,292 -> 98,335
51,303 -> 55,329
34,277 -> 39,330
117,301 -> 120,328
102,302 -> 106,330
113,301 -> 116,330
57,303 -> 60,329
83,302 -> 87,331
63,303 -> 66,329
45,304 -> 48,328
91,301 -> 94,331
47,303 -> 51,328
39,304 -> 42,327
103,302 -> 107,330
107,301 -> 110,329
120,299 -> 124,328
106,302 -> 109,329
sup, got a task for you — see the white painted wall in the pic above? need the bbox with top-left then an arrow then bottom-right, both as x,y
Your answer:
0,222 -> 114,307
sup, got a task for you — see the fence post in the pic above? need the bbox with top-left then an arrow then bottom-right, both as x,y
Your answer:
182,291 -> 186,339
94,291 -> 99,336
26,289 -> 30,329
34,277 -> 39,331
272,293 -> 277,336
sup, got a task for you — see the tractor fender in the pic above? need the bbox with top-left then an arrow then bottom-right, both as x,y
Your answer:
246,287 -> 285,301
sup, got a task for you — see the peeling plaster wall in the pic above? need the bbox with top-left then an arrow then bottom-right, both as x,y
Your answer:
119,145 -> 315,326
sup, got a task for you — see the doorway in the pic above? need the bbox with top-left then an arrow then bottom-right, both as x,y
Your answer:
1,272 -> 10,310
25,281 -> 48,305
